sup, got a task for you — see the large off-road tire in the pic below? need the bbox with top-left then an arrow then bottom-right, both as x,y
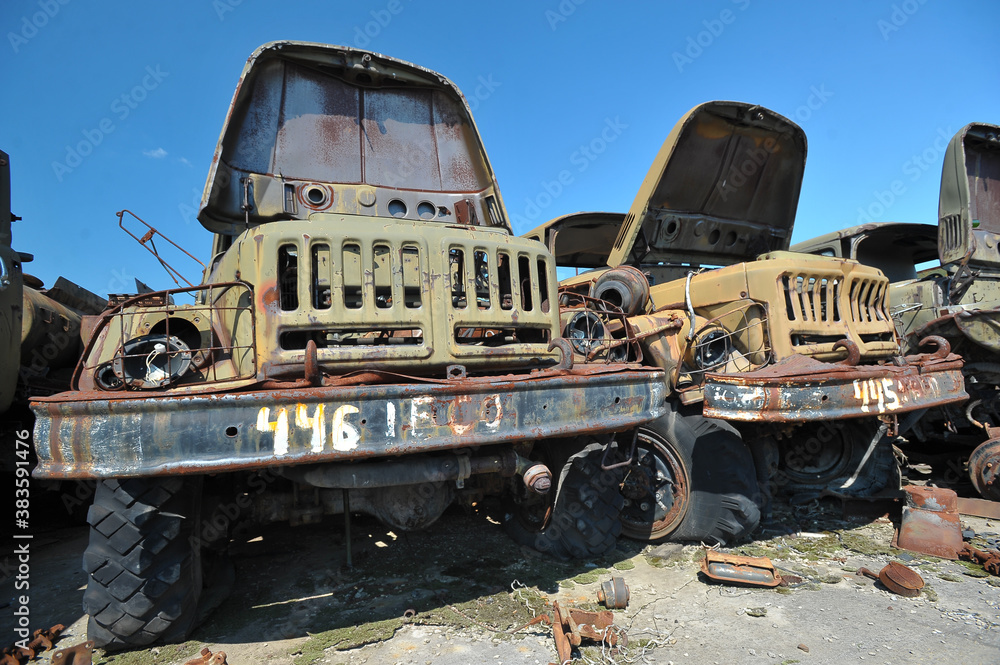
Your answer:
620,404 -> 760,546
759,420 -> 901,498
83,477 -> 203,650
504,440 -> 625,560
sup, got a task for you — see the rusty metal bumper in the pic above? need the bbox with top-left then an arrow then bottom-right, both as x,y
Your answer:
31,366 -> 666,479
702,351 -> 967,423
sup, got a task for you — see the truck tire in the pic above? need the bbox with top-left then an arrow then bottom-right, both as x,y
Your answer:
82,477 -> 203,650
504,441 -> 625,560
768,420 -> 900,497
620,404 -> 760,546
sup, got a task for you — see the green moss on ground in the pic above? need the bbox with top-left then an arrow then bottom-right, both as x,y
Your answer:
612,559 -> 636,571
292,617 -> 403,664
644,555 -> 669,568
838,532 -> 897,557
95,642 -> 202,665
787,535 -> 842,560
957,560 -> 990,578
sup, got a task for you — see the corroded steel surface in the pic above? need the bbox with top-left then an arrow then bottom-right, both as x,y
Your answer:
699,550 -> 782,587
969,436 -> 1000,501
702,352 -> 967,422
959,545 -> 1000,576
894,486 -> 963,560
857,562 -> 924,597
31,367 -> 666,478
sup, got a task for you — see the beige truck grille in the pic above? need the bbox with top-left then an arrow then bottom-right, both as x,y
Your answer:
265,222 -> 560,374
776,269 -> 896,359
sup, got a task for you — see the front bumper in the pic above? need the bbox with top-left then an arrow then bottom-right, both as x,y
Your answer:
702,351 -> 967,422
31,365 -> 666,479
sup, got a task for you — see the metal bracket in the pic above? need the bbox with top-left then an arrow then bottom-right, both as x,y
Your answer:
51,641 -> 95,665
601,430 -> 638,471
455,453 -> 472,489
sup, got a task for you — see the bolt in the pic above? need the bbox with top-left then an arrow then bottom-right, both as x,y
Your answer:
530,475 -> 552,493
640,502 -> 650,511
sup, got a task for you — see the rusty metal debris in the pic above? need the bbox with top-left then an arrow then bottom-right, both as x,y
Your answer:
50,640 -> 94,665
1,625 -> 65,664
0,649 -> 27,665
957,496 -> 1000,520
550,601 -> 623,664
893,485 -> 963,560
597,576 -> 630,609
958,545 -> 1000,576
699,550 -> 783,587
856,562 -> 924,597
182,647 -> 228,665
969,433 -> 1000,501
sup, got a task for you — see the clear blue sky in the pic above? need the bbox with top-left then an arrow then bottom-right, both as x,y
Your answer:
1,0 -> 997,297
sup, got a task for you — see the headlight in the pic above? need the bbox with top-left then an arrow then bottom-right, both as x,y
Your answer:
694,328 -> 732,370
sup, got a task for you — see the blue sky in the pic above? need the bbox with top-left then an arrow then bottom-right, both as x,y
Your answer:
1,0 -> 997,297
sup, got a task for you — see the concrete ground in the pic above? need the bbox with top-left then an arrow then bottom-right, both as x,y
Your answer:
3,498 -> 999,665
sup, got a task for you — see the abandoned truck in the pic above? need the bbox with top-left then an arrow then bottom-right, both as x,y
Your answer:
792,122 -> 1000,501
29,42 -> 668,649
524,101 -> 969,543
1,149 -> 105,434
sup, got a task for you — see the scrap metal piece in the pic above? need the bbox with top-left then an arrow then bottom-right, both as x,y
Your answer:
969,436 -> 1000,501
699,550 -> 782,587
597,576 -> 630,609
956,496 -> 1000,520
552,602 -> 572,664
958,545 -> 1000,576
893,485 -> 963,560
183,647 -> 229,665
565,608 -> 621,646
550,601 -> 622,663
26,623 -> 65,654
50,640 -> 94,665
857,562 -> 924,597
0,648 -> 30,665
